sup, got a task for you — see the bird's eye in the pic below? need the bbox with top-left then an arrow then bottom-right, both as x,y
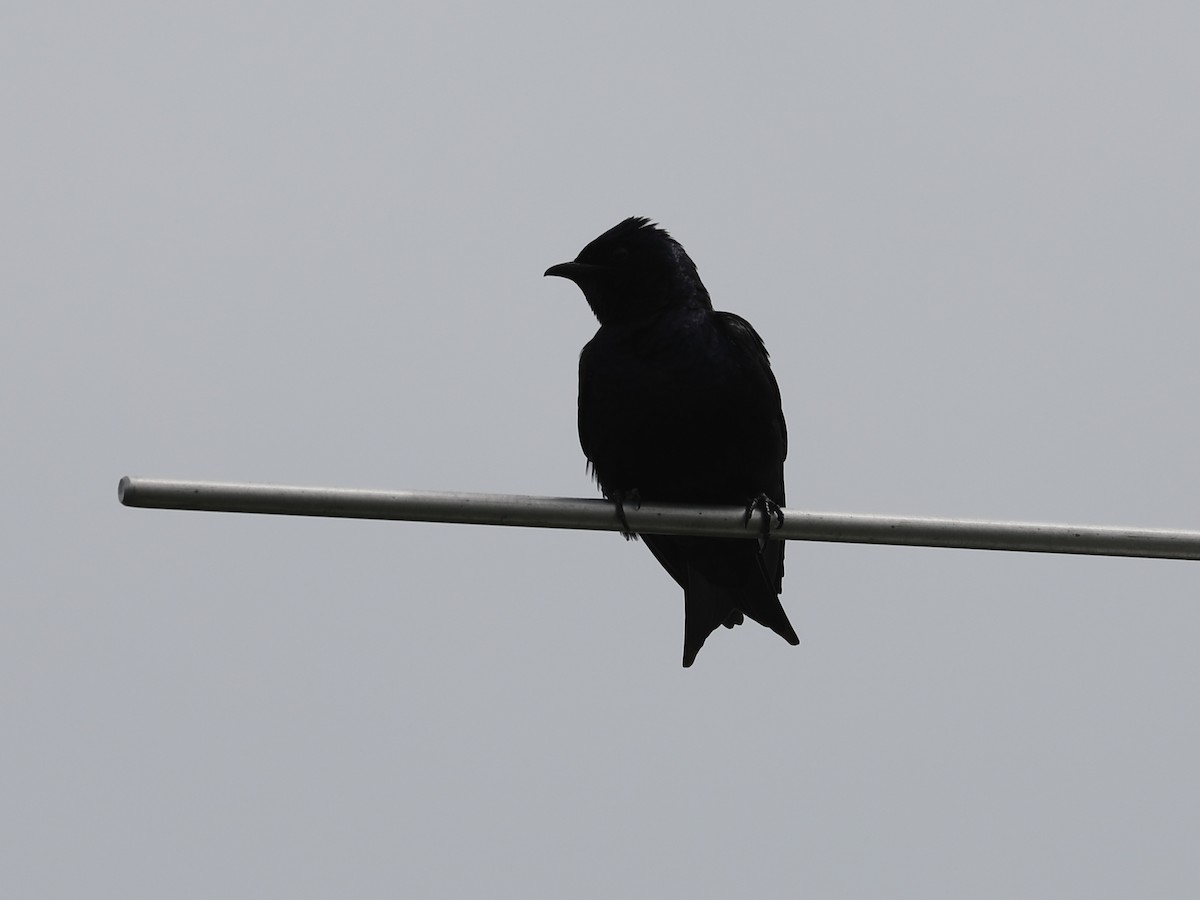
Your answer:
611,247 -> 631,265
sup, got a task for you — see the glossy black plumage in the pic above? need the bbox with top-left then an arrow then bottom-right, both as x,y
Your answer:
545,217 -> 799,666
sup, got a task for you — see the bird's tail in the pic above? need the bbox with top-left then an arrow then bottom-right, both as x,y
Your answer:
681,566 -> 799,667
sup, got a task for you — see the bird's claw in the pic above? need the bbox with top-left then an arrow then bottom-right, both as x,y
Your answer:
743,493 -> 784,552
612,488 -> 642,540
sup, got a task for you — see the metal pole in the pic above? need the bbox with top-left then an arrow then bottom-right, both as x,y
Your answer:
118,476 -> 1200,561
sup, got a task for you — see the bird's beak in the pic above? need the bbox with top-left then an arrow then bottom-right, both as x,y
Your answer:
544,261 -> 600,282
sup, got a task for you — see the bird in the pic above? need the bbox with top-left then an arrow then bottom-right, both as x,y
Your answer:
545,217 -> 799,666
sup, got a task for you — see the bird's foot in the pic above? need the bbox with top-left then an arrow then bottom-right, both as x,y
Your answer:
743,493 -> 784,553
611,488 -> 642,540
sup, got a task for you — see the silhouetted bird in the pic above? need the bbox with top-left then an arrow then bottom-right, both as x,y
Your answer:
545,217 -> 799,666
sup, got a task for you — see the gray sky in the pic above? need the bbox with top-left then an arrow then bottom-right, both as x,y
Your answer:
5,1 -> 1200,897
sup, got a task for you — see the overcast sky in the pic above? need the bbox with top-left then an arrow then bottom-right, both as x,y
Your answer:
5,2 -> 1200,897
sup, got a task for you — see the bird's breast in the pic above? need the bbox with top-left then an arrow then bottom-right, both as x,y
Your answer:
577,314 -> 783,503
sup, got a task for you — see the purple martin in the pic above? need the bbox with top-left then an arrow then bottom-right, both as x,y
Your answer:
546,217 -> 799,666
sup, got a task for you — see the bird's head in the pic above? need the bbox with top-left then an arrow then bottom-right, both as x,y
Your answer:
545,217 -> 711,325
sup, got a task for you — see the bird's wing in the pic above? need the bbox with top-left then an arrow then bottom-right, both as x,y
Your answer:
713,311 -> 788,597
713,311 -> 787,462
